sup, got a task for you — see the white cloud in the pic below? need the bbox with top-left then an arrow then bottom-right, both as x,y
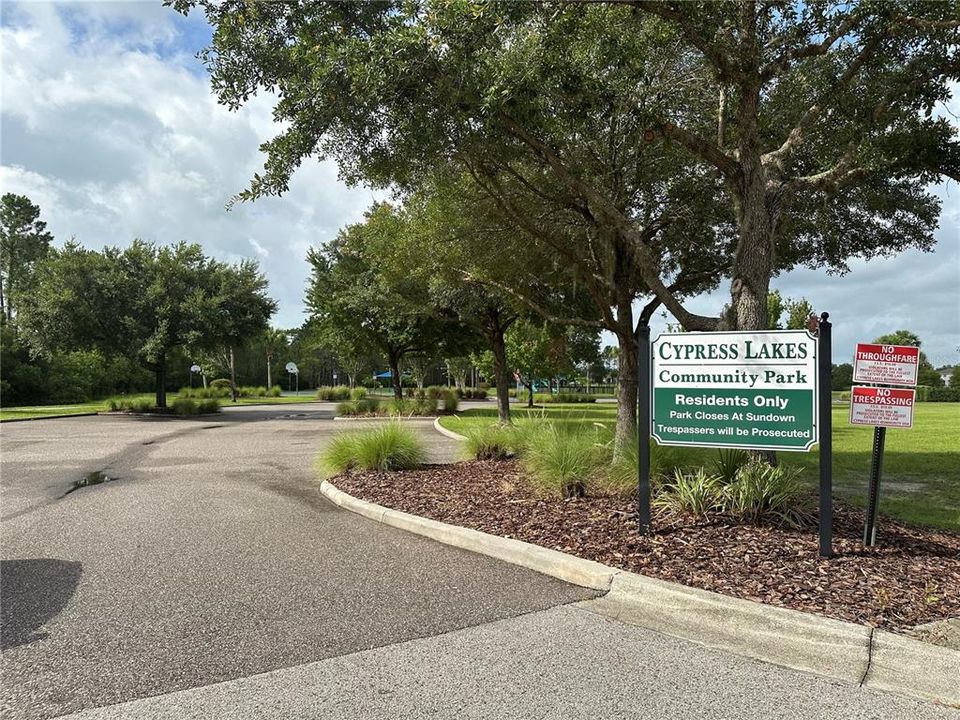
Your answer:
0,1 -> 381,329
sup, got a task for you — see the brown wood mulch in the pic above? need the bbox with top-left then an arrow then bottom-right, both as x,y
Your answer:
334,460 -> 960,634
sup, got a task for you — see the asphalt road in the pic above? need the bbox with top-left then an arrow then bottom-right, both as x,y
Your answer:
1,406 -> 956,720
0,405 -> 592,719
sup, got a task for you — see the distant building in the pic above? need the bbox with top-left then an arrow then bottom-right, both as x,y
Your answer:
937,366 -> 956,386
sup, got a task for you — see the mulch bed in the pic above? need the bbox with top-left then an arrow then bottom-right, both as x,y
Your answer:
335,460 -> 960,634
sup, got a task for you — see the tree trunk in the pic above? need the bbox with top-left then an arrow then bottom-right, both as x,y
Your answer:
614,332 -> 639,459
154,357 -> 167,408
389,350 -> 402,400
229,346 -> 238,402
489,324 -> 512,424
266,353 -> 272,389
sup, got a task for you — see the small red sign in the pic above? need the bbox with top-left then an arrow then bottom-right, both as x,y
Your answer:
849,386 -> 915,429
853,343 -> 919,387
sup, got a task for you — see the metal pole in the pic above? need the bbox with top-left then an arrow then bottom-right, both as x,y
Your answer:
637,322 -> 652,534
863,426 -> 886,546
817,313 -> 833,558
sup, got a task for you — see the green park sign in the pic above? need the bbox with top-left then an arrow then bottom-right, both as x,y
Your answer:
651,330 -> 819,452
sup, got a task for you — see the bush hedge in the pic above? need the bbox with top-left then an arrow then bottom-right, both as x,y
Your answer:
929,387 -> 960,402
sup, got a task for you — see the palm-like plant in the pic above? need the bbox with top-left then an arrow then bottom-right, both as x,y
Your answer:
263,328 -> 288,389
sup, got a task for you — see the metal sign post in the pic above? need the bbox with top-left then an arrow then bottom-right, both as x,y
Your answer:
637,322 -> 651,534
817,313 -> 833,558
850,342 -> 917,548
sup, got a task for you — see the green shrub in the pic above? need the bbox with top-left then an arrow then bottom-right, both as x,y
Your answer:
711,448 -> 750,483
173,397 -> 199,416
722,460 -> 814,527
522,423 -> 608,498
268,385 -> 282,397
654,468 -> 724,517
336,397 -> 382,416
350,386 -> 368,401
440,389 -> 458,413
316,385 -> 351,401
317,421 -> 426,476
197,398 -> 220,414
838,391 -> 851,401
383,397 -> 438,416
595,438 -> 680,497
210,378 -> 233,390
929,387 -> 960,402
455,388 -> 488,399
107,397 -> 155,413
533,392 -> 597,404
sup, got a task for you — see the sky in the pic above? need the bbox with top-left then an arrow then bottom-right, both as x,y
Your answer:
1,1 -> 958,367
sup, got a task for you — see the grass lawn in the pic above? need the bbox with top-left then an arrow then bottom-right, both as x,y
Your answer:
0,393 -> 324,422
439,403 -> 960,531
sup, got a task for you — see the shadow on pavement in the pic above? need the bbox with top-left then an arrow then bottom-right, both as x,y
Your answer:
1,558 -> 82,650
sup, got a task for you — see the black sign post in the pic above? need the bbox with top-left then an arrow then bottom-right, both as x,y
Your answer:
637,322 -> 652,534
863,426 -> 886,546
817,313 -> 833,558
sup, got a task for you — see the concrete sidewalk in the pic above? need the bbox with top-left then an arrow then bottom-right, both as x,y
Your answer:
57,604 -> 958,720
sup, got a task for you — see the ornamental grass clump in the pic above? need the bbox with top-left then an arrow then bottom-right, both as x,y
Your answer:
654,467 -> 724,517
595,437 -> 681,498
722,459 -> 814,527
521,422 -> 609,498
463,424 -> 525,461
317,421 -> 426,476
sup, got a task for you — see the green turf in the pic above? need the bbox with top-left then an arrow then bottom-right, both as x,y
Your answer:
440,403 -> 960,531
0,393 -> 323,421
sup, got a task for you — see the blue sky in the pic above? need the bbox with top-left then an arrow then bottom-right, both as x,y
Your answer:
1,1 -> 958,367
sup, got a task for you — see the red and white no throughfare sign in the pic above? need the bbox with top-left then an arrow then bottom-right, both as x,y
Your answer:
850,386 -> 915,429
853,343 -> 919,386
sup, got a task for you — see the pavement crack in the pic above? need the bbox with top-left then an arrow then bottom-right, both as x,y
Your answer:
859,626 -> 876,687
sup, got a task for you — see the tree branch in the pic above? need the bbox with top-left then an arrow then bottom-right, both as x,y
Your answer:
463,272 -> 605,330
497,112 -> 721,331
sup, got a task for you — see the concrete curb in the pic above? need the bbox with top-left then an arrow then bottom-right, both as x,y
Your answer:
0,412 -> 101,424
319,480 -> 614,590
432,417 -> 467,441
332,415 -> 442,423
319,480 -> 960,707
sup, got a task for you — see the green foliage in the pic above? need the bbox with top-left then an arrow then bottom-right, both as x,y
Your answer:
336,398 -> 382,416
832,363 -> 854,391
463,424 -> 525,461
317,422 -> 426,476
209,378 -> 233,389
521,423 -> 608,498
655,468 -> 723,518
350,386 -> 368,402
533,392 -> 597,404
179,385 -> 232,399
595,439 -> 680,498
873,330 -> 944,387
950,366 -> 960,388
173,397 -> 200,415
455,387 -> 488,399
107,397 -> 155,413
19,240 -> 275,407
268,385 -> 282,397
711,449 -> 750,483
440,388 -> 458,414
654,460 -> 813,527
316,385 -> 351,401
929,387 -> 960,402
383,397 -> 439,416
0,193 -> 52,321
722,461 -> 814,527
